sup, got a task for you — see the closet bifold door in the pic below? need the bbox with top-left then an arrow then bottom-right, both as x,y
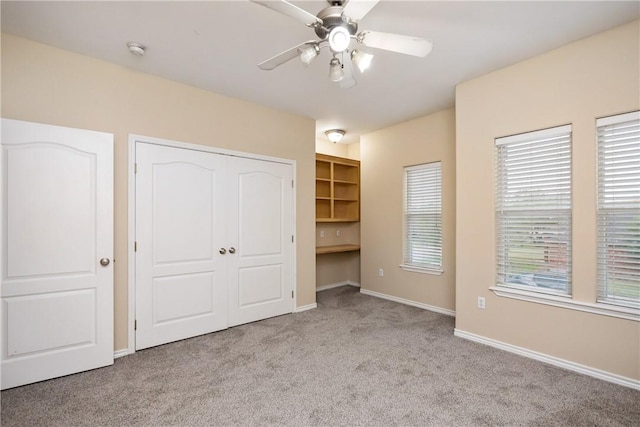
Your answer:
135,143 -> 228,350
226,156 -> 295,327
134,142 -> 295,350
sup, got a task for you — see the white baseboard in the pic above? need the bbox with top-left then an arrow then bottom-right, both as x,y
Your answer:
294,303 -> 317,313
454,328 -> 640,391
359,288 -> 455,317
114,349 -> 131,359
316,281 -> 361,292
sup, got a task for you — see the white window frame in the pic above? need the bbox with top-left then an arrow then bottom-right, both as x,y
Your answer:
491,121 -> 639,322
400,162 -> 443,275
494,125 -> 572,297
596,111 -> 640,310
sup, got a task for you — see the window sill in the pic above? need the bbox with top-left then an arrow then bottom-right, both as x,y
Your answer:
490,285 -> 639,322
399,265 -> 443,275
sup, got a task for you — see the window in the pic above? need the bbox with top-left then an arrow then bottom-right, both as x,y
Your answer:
597,111 -> 640,309
495,125 -> 572,295
402,162 -> 442,273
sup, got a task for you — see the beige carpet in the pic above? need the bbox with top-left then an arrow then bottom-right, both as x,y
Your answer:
1,286 -> 639,426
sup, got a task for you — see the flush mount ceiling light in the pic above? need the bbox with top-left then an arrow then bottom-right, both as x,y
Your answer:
325,129 -> 345,143
127,42 -> 146,56
253,0 -> 433,87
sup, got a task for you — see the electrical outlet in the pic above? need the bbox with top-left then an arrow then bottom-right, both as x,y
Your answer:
477,296 -> 486,309
378,268 -> 384,277
320,230 -> 325,238
336,229 -> 341,237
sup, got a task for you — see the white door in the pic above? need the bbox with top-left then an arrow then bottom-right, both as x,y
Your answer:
227,157 -> 294,327
1,119 -> 114,390
135,143 -> 227,350
135,142 -> 295,349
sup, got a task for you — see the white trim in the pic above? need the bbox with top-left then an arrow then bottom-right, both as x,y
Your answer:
291,161 -> 297,316
495,124 -> 572,146
114,349 -> 131,359
405,161 -> 441,172
454,329 -> 640,391
596,110 -> 640,127
360,288 -> 455,317
316,281 -> 361,292
127,134 -> 299,355
127,137 -> 137,355
403,162 -> 443,272
128,134 -> 294,165
495,282 -> 570,298
399,264 -> 443,275
490,286 -> 639,322
294,303 -> 317,313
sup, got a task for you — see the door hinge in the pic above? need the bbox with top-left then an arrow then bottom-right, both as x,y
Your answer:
134,162 -> 138,174
291,180 -> 294,188
134,241 -> 137,252
291,290 -> 294,299
134,320 -> 137,331
291,235 -> 294,243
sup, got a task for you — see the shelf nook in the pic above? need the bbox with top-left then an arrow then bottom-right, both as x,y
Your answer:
315,154 -> 360,222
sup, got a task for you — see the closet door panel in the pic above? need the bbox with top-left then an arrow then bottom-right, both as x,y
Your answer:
135,141 -> 296,349
135,143 -> 227,350
227,157 -> 294,326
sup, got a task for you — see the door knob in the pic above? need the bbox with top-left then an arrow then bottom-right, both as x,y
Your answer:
228,247 -> 236,254
100,258 -> 110,267
219,248 -> 227,255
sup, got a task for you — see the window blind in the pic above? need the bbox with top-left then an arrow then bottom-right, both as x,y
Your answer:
597,111 -> 640,309
495,125 -> 572,295
404,162 -> 442,271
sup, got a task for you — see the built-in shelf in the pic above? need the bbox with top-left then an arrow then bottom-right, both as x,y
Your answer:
315,154 -> 361,289
316,153 -> 360,222
316,244 -> 361,255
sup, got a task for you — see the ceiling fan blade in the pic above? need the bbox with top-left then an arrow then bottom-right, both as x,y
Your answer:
258,41 -> 317,70
342,0 -> 379,22
251,0 -> 322,27
340,55 -> 357,89
358,30 -> 433,57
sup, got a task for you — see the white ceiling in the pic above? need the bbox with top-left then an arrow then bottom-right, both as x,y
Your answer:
2,1 -> 638,144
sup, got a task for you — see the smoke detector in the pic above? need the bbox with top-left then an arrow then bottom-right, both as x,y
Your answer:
127,42 -> 146,56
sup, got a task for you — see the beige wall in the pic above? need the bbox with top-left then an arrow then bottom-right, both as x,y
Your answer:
315,138 -> 360,160
455,21 -> 640,380
1,34 -> 317,351
347,142 -> 361,161
316,222 -> 361,287
360,108 -> 456,311
316,252 -> 360,288
315,139 -> 349,158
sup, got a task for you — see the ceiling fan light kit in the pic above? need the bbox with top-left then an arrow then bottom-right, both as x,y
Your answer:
252,0 -> 432,87
325,129 -> 345,143
328,26 -> 351,52
351,49 -> 373,73
329,57 -> 344,82
299,44 -> 319,65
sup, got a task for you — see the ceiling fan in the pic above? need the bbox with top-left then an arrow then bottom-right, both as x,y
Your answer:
251,0 -> 433,88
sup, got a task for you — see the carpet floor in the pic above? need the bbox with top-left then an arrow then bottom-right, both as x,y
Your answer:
1,286 -> 639,426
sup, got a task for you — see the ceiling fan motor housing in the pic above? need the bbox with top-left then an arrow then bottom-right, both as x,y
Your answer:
314,6 -> 357,40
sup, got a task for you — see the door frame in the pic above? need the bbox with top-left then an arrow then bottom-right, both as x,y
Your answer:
126,134 -> 297,354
